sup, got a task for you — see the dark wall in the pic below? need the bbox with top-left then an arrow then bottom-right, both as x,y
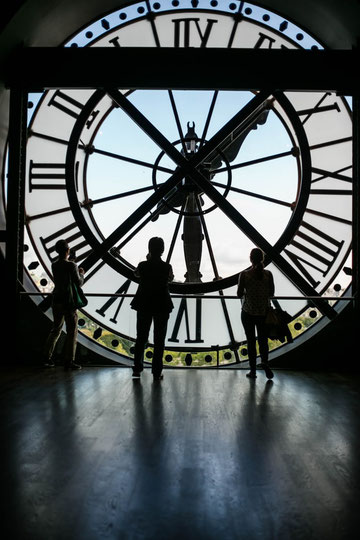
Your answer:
271,303 -> 358,371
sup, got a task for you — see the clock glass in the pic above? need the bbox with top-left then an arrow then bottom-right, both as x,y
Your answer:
6,0 -> 352,367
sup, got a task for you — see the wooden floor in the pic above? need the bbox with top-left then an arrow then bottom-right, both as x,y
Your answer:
1,366 -> 360,540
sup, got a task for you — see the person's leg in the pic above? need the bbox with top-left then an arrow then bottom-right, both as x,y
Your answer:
256,316 -> 274,379
256,316 -> 269,362
43,304 -> 65,366
64,309 -> 80,369
241,310 -> 257,377
133,311 -> 152,375
152,312 -> 169,379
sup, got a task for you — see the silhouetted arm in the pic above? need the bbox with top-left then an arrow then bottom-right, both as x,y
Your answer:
70,261 -> 84,287
268,271 -> 275,297
237,272 -> 245,298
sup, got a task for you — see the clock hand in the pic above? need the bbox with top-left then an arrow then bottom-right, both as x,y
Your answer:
207,107 -> 270,171
183,192 -> 203,283
181,167 -> 336,319
79,90 -> 272,272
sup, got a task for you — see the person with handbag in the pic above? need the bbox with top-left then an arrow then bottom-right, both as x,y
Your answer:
131,237 -> 174,381
237,248 -> 275,379
43,239 -> 85,370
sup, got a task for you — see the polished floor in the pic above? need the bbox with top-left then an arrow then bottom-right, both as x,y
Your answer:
1,366 -> 360,540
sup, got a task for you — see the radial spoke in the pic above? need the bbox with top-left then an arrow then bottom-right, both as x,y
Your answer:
82,183 -> 163,208
199,90 -> 218,148
90,146 -> 174,174
212,149 -> 295,174
195,195 -> 219,279
211,181 -> 292,208
166,200 -> 186,264
168,90 -> 188,155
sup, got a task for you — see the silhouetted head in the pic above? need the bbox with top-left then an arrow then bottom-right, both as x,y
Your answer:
55,239 -> 70,258
250,248 -> 264,276
250,248 -> 264,265
148,237 -> 164,258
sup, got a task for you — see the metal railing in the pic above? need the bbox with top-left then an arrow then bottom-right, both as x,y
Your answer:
20,292 -> 354,300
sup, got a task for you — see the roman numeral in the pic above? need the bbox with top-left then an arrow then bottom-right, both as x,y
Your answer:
48,90 -> 99,129
29,161 -> 66,192
253,31 -> 289,49
311,166 -> 352,185
296,93 -> 340,125
172,18 -> 218,47
254,32 -> 276,49
284,221 -> 344,288
309,137 -> 352,152
109,36 -> 121,47
40,222 -> 92,263
168,297 -> 204,343
96,279 -> 131,324
28,160 -> 79,192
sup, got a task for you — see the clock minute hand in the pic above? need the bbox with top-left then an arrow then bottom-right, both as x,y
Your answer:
80,90 -> 272,272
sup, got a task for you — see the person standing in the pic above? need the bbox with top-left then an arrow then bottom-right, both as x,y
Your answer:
43,239 -> 84,370
237,248 -> 274,379
131,237 -> 174,381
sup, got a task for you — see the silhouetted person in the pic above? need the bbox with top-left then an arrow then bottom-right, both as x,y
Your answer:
43,239 -> 84,370
131,237 -> 174,380
237,248 -> 274,379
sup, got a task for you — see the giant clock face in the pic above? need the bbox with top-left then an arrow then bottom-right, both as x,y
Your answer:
21,0 -> 353,367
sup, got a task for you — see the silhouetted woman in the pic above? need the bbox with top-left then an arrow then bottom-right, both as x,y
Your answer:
43,239 -> 84,370
237,248 -> 274,379
131,237 -> 174,380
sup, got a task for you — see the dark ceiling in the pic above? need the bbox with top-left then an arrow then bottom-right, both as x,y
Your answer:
1,0 -> 360,56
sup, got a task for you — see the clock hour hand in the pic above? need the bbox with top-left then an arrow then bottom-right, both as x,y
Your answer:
183,192 -> 203,282
207,107 -> 270,171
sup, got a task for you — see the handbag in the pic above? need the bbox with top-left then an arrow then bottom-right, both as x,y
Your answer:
68,280 -> 88,310
265,306 -> 293,343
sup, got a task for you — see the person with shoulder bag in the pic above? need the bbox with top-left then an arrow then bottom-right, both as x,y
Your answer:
43,239 -> 86,370
237,248 -> 274,379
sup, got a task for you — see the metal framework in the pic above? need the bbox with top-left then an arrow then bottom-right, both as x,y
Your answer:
4,46 -> 360,318
4,47 -> 360,93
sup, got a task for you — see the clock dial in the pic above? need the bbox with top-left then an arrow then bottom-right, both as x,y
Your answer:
21,1 -> 352,367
